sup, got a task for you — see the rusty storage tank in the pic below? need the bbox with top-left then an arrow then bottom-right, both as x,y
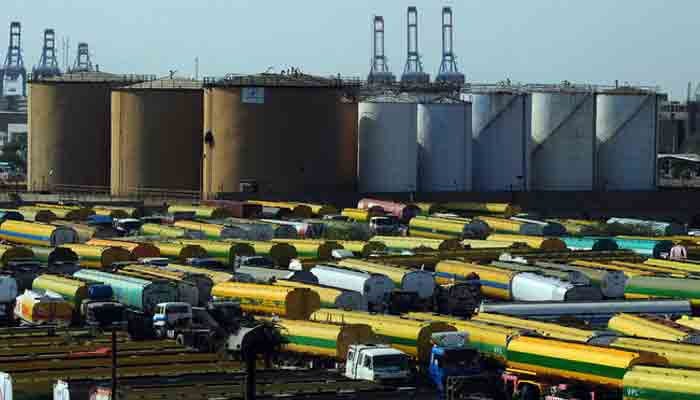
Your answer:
111,77 -> 203,197
28,72 -> 152,192
530,85 -> 596,191
471,85 -> 531,192
202,74 -> 357,198
596,86 -> 660,190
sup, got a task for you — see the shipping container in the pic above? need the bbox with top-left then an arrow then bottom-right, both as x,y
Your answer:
73,269 -> 177,314
0,220 -> 78,247
13,289 -> 73,326
310,309 -> 455,362
86,239 -> 160,259
310,265 -> 395,308
211,282 -> 320,319
176,239 -> 255,266
338,259 -> 435,300
273,279 -> 367,311
173,220 -> 244,239
32,274 -> 89,309
276,318 -> 376,360
62,244 -> 134,269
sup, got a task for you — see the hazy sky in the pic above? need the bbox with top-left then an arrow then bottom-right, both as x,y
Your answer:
2,0 -> 696,99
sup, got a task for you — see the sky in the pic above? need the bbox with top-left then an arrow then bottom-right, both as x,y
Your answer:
1,0 -> 697,99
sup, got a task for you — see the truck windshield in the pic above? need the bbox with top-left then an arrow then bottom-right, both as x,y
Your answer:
372,355 -> 408,370
167,305 -> 190,314
440,349 -> 478,369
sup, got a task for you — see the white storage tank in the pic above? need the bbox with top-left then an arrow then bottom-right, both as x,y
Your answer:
358,97 -> 418,192
596,88 -> 660,190
530,88 -> 595,190
236,266 -> 318,284
510,272 -> 603,302
310,264 -> 395,308
417,100 -> 472,191
472,89 -> 531,191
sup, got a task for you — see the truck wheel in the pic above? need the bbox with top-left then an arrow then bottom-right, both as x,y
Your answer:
155,328 -> 164,339
517,384 -> 539,400
176,334 -> 185,346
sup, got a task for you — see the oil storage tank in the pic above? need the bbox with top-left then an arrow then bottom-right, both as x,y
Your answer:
111,77 -> 203,196
202,74 -> 357,197
417,99 -> 471,191
471,86 -> 531,191
358,95 -> 417,192
28,72 -> 152,192
530,86 -> 595,190
596,87 -> 660,190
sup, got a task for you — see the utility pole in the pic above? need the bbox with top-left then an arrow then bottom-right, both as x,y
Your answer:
111,327 -> 118,400
195,57 -> 199,80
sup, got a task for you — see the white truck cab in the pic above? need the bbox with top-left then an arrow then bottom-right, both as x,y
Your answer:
344,344 -> 410,383
153,302 -> 193,338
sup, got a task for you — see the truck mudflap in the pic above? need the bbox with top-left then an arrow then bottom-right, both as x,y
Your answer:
446,374 -> 505,400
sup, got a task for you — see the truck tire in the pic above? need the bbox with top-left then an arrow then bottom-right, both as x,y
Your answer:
155,327 -> 165,339
176,333 -> 186,346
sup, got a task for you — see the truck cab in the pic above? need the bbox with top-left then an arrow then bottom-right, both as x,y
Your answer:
369,216 -> 400,236
428,332 -> 483,393
152,302 -> 193,338
344,344 -> 411,383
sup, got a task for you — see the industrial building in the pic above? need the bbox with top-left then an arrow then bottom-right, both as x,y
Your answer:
111,77 -> 203,197
659,100 -> 700,154
16,5 -> 671,196
28,72 -> 152,192
470,85 -> 531,192
596,87 -> 660,191
358,95 -> 418,193
417,99 -> 471,192
201,74 -> 359,198
529,85 -> 596,191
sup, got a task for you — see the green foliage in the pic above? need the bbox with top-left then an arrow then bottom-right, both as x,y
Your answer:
0,137 -> 26,170
321,221 -> 371,241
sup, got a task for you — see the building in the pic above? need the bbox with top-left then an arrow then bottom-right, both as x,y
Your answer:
659,101 -> 700,154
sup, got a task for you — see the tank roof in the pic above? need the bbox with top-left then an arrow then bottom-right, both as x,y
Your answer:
596,86 -> 658,95
120,76 -> 203,90
361,93 -> 420,103
29,71 -> 155,84
203,73 -> 361,89
525,83 -> 596,94
421,95 -> 466,104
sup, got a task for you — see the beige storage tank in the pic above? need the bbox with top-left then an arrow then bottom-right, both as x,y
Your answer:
202,75 -> 357,198
28,72 -> 152,191
111,78 -> 203,196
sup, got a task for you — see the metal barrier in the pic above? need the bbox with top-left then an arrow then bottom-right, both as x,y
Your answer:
658,177 -> 700,188
51,184 -> 110,195
126,187 -> 201,201
28,72 -> 157,84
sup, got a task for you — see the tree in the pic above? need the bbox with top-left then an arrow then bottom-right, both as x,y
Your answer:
0,139 -> 26,171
